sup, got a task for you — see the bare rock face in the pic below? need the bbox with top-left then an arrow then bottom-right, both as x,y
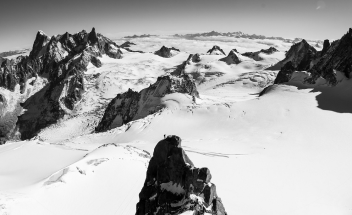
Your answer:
320,39 -> 330,56
0,28 -> 123,140
135,135 -> 227,215
172,54 -> 201,76
155,46 -> 180,58
273,61 -> 296,84
270,28 -> 352,88
30,30 -> 51,59
305,29 -> 352,85
95,75 -> 199,132
267,40 -> 317,71
261,47 -> 279,54
186,53 -> 201,64
206,46 -> 226,55
220,49 -> 242,65
242,47 -> 278,61
120,41 -> 136,48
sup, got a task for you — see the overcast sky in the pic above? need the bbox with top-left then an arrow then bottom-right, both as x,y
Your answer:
0,0 -> 351,52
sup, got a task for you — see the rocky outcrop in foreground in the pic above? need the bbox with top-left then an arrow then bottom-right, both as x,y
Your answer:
95,75 -> 199,132
207,46 -> 226,55
155,46 -> 180,58
136,135 -> 227,215
220,49 -> 242,65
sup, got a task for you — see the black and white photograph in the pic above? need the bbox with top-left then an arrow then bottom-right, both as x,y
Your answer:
0,0 -> 352,214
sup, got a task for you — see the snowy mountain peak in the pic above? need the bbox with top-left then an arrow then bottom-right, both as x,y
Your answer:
0,28 -> 124,140
154,46 -> 180,58
266,39 -> 317,71
207,45 -> 226,55
38,30 -> 46,35
304,28 -> 352,85
95,75 -> 199,132
220,49 -> 242,65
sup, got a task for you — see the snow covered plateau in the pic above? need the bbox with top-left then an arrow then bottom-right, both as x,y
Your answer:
1,29 -> 352,215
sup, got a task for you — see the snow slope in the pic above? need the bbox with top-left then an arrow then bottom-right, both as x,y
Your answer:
1,36 -> 352,215
0,141 -> 149,215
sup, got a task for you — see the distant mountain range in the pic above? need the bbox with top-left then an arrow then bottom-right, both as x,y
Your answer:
174,31 -> 323,44
123,30 -> 322,45
124,34 -> 157,39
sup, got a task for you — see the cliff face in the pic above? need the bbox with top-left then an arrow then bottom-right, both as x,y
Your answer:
305,29 -> 352,85
154,46 -> 180,58
136,135 -> 227,215
0,28 -> 124,140
220,49 -> 242,65
273,28 -> 352,86
95,75 -> 199,133
267,40 -> 318,71
273,61 -> 296,84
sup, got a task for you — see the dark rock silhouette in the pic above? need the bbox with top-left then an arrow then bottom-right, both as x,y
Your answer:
154,46 -> 180,58
135,135 -> 227,215
207,46 -> 226,55
95,75 -> 199,132
320,39 -> 330,56
273,61 -> 296,84
220,49 -> 242,64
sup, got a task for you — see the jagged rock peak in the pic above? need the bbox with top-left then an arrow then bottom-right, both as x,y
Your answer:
88,27 -> 99,44
266,39 -> 317,71
220,49 -> 242,65
0,28 -> 126,141
29,30 -> 50,59
207,45 -> 226,55
135,135 -> 227,215
304,28 -> 352,85
321,39 -> 330,56
154,46 -> 180,58
95,75 -> 199,132
274,61 -> 296,84
261,47 -> 278,54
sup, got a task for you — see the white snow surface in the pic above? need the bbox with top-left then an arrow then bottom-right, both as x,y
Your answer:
1,36 -> 352,215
